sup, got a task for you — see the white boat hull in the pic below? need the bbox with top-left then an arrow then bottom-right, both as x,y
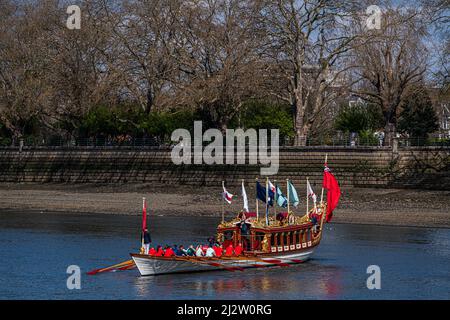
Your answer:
131,250 -> 315,276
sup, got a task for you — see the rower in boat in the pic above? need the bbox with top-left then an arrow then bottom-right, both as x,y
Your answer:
155,245 -> 164,256
164,245 -> 175,257
205,246 -> 216,257
186,245 -> 195,256
213,244 -> 223,257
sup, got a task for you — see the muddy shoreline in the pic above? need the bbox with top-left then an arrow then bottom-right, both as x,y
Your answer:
0,183 -> 449,228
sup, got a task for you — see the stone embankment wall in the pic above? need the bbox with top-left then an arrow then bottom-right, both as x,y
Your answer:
0,147 -> 448,189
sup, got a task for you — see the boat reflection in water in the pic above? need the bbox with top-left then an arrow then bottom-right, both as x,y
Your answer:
132,263 -> 342,299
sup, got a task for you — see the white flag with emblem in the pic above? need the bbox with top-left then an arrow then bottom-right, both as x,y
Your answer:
241,181 -> 249,212
307,180 -> 317,204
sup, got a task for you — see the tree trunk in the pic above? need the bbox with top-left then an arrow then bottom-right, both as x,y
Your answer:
145,87 -> 153,114
383,105 -> 397,147
293,84 -> 307,146
294,126 -> 308,146
384,122 -> 396,147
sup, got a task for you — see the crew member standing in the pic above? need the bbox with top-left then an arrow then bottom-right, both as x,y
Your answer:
143,228 -> 151,254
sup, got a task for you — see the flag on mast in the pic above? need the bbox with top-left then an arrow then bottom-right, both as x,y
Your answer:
268,180 -> 276,195
141,197 -> 151,247
323,163 -> 341,222
288,181 -> 300,207
307,180 -> 317,205
268,179 -> 276,206
222,184 -> 234,204
241,180 -> 249,212
256,181 -> 274,206
275,185 -> 288,208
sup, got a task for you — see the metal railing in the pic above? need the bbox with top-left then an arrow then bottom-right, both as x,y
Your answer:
0,136 -> 449,150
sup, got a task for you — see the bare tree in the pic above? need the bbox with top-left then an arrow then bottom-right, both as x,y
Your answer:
258,0 -> 363,145
170,0 -> 265,131
423,0 -> 449,94
0,1 -> 55,142
99,0 -> 181,115
352,7 -> 428,145
43,1 -> 118,137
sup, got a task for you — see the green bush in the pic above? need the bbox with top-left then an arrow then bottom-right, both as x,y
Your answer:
231,101 -> 294,142
398,89 -> 439,138
140,110 -> 195,142
334,103 -> 383,133
358,130 -> 379,146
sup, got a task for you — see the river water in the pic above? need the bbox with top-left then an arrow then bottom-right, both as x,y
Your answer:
0,211 -> 449,300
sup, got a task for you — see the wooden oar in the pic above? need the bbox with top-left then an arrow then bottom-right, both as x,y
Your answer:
199,257 -> 245,271
118,263 -> 136,271
221,255 -> 290,267
174,256 -> 243,272
179,257 -> 244,271
87,259 -> 134,275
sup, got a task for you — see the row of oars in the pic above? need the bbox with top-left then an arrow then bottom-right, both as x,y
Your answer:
87,260 -> 135,275
172,255 -> 293,272
87,255 -> 296,275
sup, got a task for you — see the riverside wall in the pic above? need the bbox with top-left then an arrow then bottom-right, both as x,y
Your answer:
0,147 -> 448,189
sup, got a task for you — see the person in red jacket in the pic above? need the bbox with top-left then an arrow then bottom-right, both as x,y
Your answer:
213,244 -> 223,257
164,245 -> 175,257
155,245 -> 164,256
149,247 -> 156,256
225,244 -> 234,256
234,243 -> 243,256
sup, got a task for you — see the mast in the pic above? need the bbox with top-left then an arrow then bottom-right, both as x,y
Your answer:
255,177 -> 259,221
141,197 -> 146,248
221,181 -> 225,223
265,177 -> 269,226
306,177 -> 309,215
320,154 -> 328,204
274,179 -> 277,219
241,179 -> 246,213
286,178 -> 290,213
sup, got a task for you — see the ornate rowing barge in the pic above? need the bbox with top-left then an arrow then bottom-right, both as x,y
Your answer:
131,203 -> 328,276
129,155 -> 341,276
88,157 -> 340,277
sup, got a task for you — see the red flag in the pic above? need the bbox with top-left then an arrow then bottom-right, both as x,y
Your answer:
322,164 -> 341,222
142,198 -> 147,231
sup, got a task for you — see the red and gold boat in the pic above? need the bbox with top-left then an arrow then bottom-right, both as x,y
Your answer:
131,204 -> 327,276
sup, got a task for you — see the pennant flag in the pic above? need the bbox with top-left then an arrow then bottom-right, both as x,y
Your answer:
222,184 -> 234,204
323,164 -> 341,222
241,181 -> 249,212
141,197 -> 151,245
307,180 -> 317,204
275,185 -> 288,208
142,197 -> 147,231
288,181 -> 299,207
256,181 -> 274,206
